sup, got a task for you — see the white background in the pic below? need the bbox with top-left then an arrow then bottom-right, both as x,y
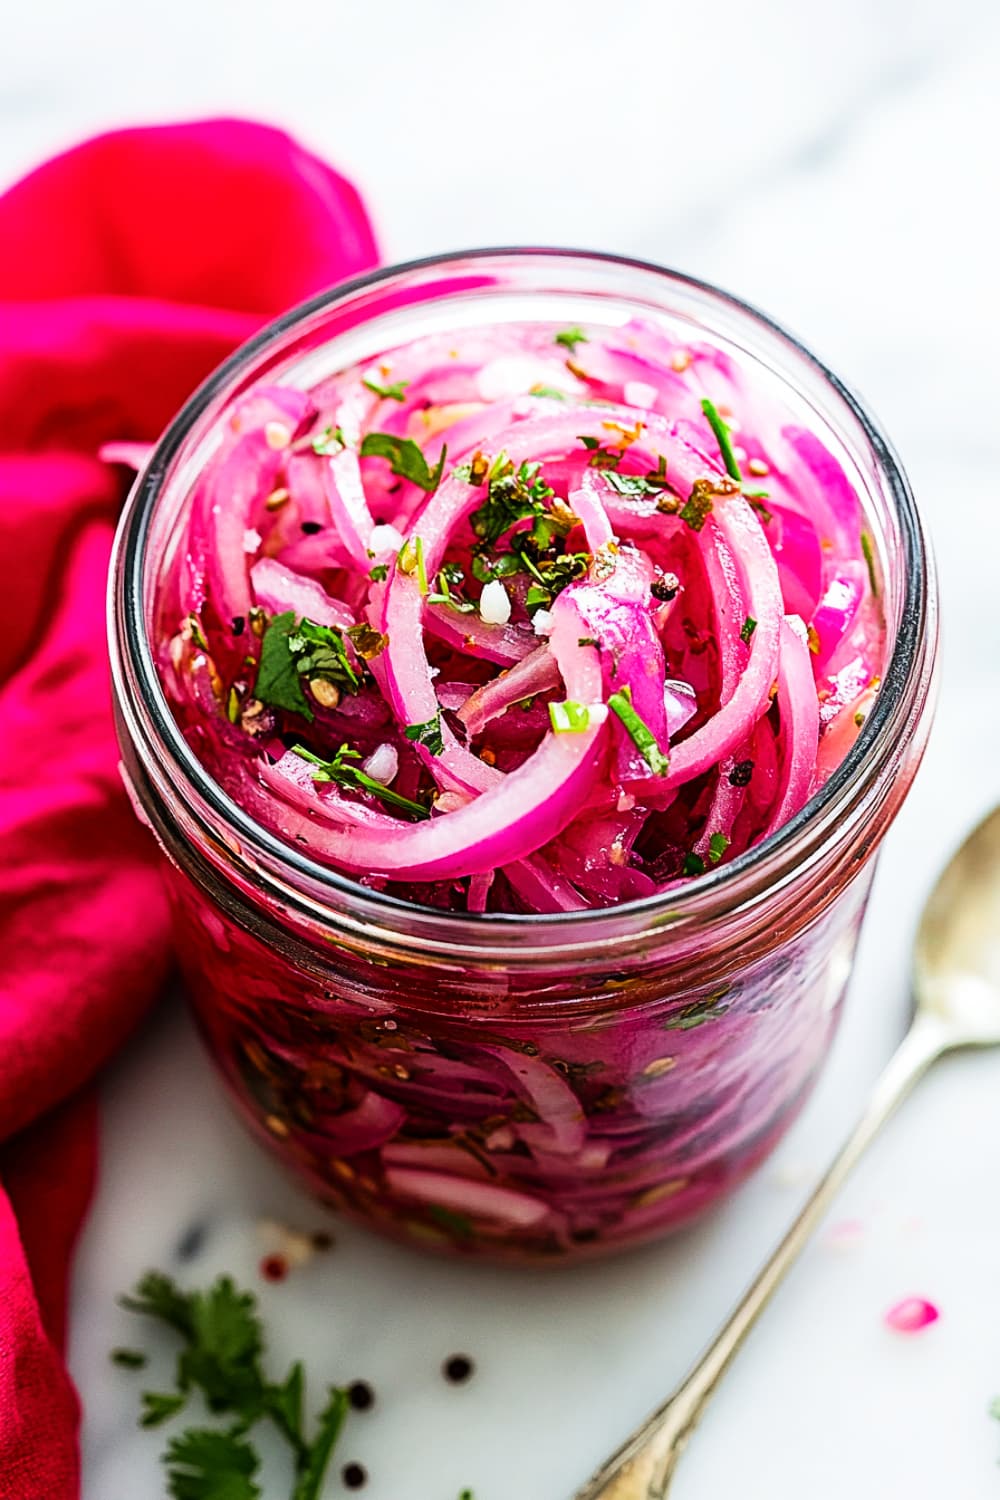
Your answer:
5,1 -> 1000,1495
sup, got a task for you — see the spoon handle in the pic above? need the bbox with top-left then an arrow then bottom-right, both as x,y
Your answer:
573,1012 -> 947,1500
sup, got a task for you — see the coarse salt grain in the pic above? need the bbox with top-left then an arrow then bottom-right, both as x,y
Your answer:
242,528 -> 262,553
369,523 -> 405,555
363,743 -> 399,786
479,579 -> 511,625
532,609 -> 554,635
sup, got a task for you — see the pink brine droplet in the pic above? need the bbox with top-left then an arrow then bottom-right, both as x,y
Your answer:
884,1296 -> 940,1334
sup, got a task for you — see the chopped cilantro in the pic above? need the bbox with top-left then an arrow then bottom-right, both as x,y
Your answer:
681,852 -> 706,877
404,711 -> 445,757
528,384 -> 568,400
549,701 -> 596,734
664,994 -> 730,1029
607,687 -> 669,776
707,832 -> 730,864
700,397 -> 742,482
602,468 -> 671,498
362,377 -> 409,401
112,1347 -> 148,1370
554,326 -> 588,349
740,616 -> 757,644
253,613 -> 367,720
678,481 -> 715,532
369,563 -> 388,582
578,636 -> 600,648
293,744 -> 429,820
253,612 -> 313,720
470,453 -> 555,547
360,431 -> 446,492
142,1391 -> 187,1428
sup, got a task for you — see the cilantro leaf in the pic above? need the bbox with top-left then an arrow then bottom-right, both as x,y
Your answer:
362,377 -> 410,401
607,688 -> 669,776
293,744 -> 430,821
740,616 -> 757,644
179,1277 -> 264,1413
121,1271 -> 195,1339
360,431 -> 446,492
291,1388 -> 349,1500
254,612 -> 314,720
164,1428 -> 260,1500
141,1391 -> 187,1428
602,469 -> 670,498
528,384 -> 567,400
681,852 -> 706,877
404,712 -> 445,757
555,326 -> 588,349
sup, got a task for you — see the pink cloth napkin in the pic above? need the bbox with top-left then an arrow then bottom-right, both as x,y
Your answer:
0,118 -> 378,1498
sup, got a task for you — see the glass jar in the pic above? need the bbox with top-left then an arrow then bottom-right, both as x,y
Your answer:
109,250 -> 938,1263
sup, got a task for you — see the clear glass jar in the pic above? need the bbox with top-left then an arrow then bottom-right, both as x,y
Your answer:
109,250 -> 938,1262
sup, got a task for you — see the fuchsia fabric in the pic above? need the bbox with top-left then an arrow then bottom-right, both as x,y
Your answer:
0,119 -> 378,1497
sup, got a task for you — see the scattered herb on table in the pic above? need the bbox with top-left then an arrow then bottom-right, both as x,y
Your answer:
115,1270 -> 350,1500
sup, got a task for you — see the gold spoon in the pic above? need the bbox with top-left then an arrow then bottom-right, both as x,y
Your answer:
574,803 -> 1000,1500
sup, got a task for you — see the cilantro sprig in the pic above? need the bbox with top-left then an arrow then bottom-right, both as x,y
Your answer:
360,431 -> 446,492
293,743 -> 430,820
117,1270 -> 350,1500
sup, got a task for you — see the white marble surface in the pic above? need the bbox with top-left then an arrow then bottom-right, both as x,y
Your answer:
5,0 -> 1000,1494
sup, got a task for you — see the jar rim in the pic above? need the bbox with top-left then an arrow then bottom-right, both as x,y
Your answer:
111,246 -> 937,958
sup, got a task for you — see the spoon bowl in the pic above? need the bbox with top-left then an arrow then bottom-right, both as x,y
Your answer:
913,804 -> 1000,1044
576,800 -> 1000,1500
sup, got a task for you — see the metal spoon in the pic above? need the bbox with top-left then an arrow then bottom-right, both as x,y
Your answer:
574,803 -> 1000,1500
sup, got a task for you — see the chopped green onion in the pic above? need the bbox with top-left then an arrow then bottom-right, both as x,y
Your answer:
707,832 -> 730,864
861,530 -> 879,598
700,398 -> 742,482
607,687 -> 669,776
549,701 -> 595,734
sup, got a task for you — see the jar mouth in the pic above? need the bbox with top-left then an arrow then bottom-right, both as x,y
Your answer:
112,247 -> 935,951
